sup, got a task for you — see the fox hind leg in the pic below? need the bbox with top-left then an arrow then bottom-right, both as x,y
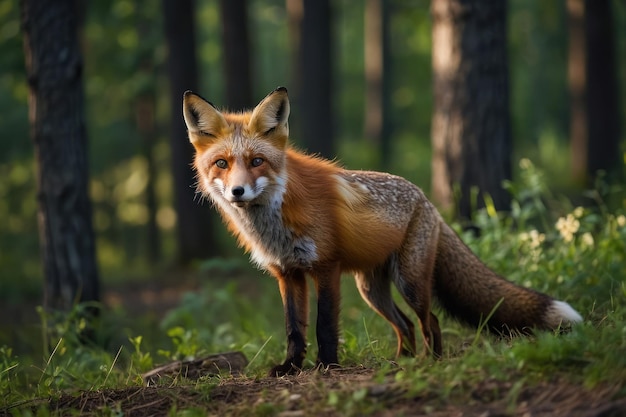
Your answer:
394,221 -> 442,358
354,263 -> 417,358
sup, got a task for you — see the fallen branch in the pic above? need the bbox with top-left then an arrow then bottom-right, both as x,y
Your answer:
141,351 -> 248,386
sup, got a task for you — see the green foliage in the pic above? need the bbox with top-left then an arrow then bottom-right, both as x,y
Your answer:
327,386 -> 377,416
33,308 -> 129,393
155,279 -> 286,374
128,336 -> 153,373
0,346 -> 19,405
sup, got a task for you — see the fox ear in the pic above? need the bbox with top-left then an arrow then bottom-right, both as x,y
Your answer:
182,91 -> 227,149
249,87 -> 290,145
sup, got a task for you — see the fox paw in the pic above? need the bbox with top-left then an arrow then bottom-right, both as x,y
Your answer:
268,362 -> 301,377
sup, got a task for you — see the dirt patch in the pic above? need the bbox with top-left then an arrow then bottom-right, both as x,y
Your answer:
8,368 -> 624,417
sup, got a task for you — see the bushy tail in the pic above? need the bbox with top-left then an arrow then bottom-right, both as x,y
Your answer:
433,223 -> 582,334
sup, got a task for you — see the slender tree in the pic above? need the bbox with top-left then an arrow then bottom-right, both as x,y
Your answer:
219,0 -> 253,110
286,0 -> 303,139
584,0 -> 620,183
568,0 -> 621,186
431,0 -> 512,219
364,0 -> 392,169
135,3 -> 161,263
21,0 -> 100,311
290,0 -> 334,158
567,0 -> 588,186
163,0 -> 218,263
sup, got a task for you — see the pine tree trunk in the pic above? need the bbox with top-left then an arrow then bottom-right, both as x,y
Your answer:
136,3 -> 161,263
585,0 -> 621,183
21,0 -> 100,312
219,0 -> 253,110
297,0 -> 334,158
364,0 -> 392,169
163,0 -> 218,264
567,0 -> 588,186
431,0 -> 512,219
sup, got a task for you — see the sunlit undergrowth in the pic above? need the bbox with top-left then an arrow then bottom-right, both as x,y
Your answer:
1,159 -> 625,414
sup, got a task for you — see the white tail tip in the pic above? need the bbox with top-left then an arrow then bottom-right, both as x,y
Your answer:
545,300 -> 583,329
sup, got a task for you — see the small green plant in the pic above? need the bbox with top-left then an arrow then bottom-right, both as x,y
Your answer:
0,346 -> 19,406
129,335 -> 153,373
164,326 -> 202,360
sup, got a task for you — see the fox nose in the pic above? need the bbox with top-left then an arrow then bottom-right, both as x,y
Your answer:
232,186 -> 245,197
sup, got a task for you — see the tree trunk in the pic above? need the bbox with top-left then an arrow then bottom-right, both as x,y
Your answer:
135,4 -> 161,263
163,0 -> 218,264
21,0 -> 100,312
286,0 -> 303,140
219,0 -> 253,110
364,0 -> 392,170
584,0 -> 621,183
135,95 -> 161,262
431,0 -> 512,219
567,0 -> 588,186
296,0 -> 334,158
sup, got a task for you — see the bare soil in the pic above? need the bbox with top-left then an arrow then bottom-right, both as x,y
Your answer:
12,369 -> 626,417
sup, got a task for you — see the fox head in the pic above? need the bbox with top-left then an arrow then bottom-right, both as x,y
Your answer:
183,87 -> 290,208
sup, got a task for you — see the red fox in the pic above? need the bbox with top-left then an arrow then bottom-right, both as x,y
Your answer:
182,87 -> 582,376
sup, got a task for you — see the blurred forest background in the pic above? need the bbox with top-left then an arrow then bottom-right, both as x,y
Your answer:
1,0 -> 625,311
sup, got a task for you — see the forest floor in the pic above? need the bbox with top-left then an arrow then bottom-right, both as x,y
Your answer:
34,369 -> 626,417
4,275 -> 626,417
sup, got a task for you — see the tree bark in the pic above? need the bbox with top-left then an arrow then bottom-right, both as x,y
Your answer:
135,95 -> 161,262
163,0 -> 218,264
21,0 -> 100,312
431,0 -> 512,219
567,0 -> 588,186
364,0 -> 392,169
296,0 -> 334,158
584,0 -> 621,183
286,0 -> 303,141
219,0 -> 253,110
135,3 -> 161,263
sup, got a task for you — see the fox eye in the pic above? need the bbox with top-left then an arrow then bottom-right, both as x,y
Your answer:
215,159 -> 228,169
251,157 -> 264,167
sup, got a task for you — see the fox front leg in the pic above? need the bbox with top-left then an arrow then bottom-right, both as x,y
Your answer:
270,267 -> 309,377
312,263 -> 342,368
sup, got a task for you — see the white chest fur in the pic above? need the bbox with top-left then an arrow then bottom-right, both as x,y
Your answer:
215,194 -> 318,271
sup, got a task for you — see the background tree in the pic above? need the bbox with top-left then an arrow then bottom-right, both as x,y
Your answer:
431,0 -> 512,219
290,0 -> 334,158
135,2 -> 161,263
20,0 -> 100,312
567,0 -> 587,186
364,0 -> 392,170
163,0 -> 218,264
219,0 -> 253,110
568,0 -> 621,188
568,0 -> 621,187
585,0 -> 621,184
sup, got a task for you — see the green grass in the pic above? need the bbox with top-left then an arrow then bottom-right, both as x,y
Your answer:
1,160 -> 625,415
